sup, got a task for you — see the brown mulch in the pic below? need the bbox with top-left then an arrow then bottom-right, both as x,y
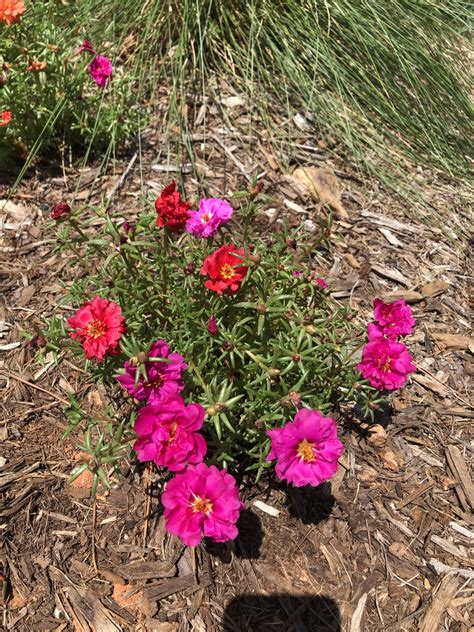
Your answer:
1,91 -> 473,632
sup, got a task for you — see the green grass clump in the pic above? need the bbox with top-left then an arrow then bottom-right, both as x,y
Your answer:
3,1 -> 472,199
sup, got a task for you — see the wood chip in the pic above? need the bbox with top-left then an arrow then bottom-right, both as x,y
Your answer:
429,558 -> 474,579
253,500 -> 280,517
381,290 -> 424,304
419,574 -> 460,632
114,561 -> 176,581
378,227 -> 403,247
430,332 -> 474,351
371,264 -> 410,287
420,280 -> 449,298
350,593 -> 369,632
445,445 -> 474,510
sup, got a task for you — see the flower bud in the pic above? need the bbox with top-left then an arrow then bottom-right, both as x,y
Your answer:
51,202 -> 71,221
247,182 -> 263,199
183,262 -> 195,275
292,353 -> 301,363
222,341 -> 234,351
136,351 -> 148,364
267,368 -> 281,378
305,324 -> 316,334
207,315 -> 219,335
215,403 -> 226,413
286,238 -> 297,249
289,390 -> 301,406
207,405 -> 218,416
249,253 -> 261,265
256,303 -> 267,314
303,315 -> 313,325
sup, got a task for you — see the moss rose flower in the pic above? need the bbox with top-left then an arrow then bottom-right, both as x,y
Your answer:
67,296 -> 125,361
357,337 -> 416,390
0,111 -> 12,126
117,339 -> 187,404
186,197 -> 233,238
0,0 -> 25,24
155,181 -> 191,233
88,55 -> 113,88
51,202 -> 71,220
162,463 -> 244,546
133,397 -> 207,472
373,298 -> 415,338
267,409 -> 344,487
200,244 -> 248,296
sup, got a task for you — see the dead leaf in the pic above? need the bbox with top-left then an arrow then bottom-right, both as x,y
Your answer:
291,167 -> 348,217
221,95 -> 246,108
367,424 -> 387,448
421,279 -> 449,298
381,449 -> 404,472
0,200 -> 29,221
355,466 -> 379,483
18,285 -> 36,307
112,583 -> 144,614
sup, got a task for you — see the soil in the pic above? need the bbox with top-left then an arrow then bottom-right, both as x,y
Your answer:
1,94 -> 473,631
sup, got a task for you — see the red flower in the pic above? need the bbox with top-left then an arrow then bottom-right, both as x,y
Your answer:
51,202 -> 71,220
155,181 -> 191,233
200,244 -> 248,296
0,111 -> 12,126
67,296 -> 126,361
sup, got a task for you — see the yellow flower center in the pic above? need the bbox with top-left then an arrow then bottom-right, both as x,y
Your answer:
86,319 -> 106,339
168,422 -> 178,444
378,357 -> 392,372
220,263 -> 235,280
297,439 -> 316,463
191,496 -> 213,514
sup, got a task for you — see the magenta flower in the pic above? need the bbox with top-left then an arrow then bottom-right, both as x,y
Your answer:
207,315 -> 219,335
357,337 -> 416,390
133,397 -> 206,472
314,277 -> 328,289
267,409 -> 344,487
88,55 -> 113,88
77,40 -> 96,55
186,198 -> 233,238
162,463 -> 244,546
373,298 -> 415,338
292,270 -> 303,278
117,339 -> 187,404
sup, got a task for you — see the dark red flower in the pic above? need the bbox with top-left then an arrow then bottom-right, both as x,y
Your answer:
51,202 -> 71,220
200,244 -> 248,296
155,181 -> 191,233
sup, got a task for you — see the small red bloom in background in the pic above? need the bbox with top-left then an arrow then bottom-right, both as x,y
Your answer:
200,244 -> 248,296
77,40 -> 96,55
67,296 -> 126,361
51,202 -> 71,220
0,0 -> 26,24
0,111 -> 12,126
155,181 -> 191,233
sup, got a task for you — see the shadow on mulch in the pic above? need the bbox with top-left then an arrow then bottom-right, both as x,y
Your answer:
285,481 -> 335,525
206,507 -> 264,562
223,593 -> 341,631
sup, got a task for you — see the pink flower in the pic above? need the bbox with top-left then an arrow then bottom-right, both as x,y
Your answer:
292,270 -> 303,278
77,40 -> 96,55
186,198 -> 233,238
117,339 -> 187,404
373,298 -> 415,338
207,315 -> 219,335
267,409 -> 344,487
357,337 -> 416,390
162,463 -> 244,546
133,397 -> 207,472
67,296 -> 125,361
314,277 -> 328,289
88,55 -> 113,88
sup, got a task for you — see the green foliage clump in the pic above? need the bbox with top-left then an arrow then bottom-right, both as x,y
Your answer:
42,187 -> 381,489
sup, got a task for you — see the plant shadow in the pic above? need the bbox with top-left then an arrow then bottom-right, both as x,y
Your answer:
223,593 -> 341,631
205,507 -> 263,562
285,481 -> 335,526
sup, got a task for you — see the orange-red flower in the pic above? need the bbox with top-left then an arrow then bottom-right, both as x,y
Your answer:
200,244 -> 248,296
0,0 -> 26,25
0,111 -> 12,126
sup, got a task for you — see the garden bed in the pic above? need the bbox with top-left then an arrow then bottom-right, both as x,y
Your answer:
1,99 -> 472,631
